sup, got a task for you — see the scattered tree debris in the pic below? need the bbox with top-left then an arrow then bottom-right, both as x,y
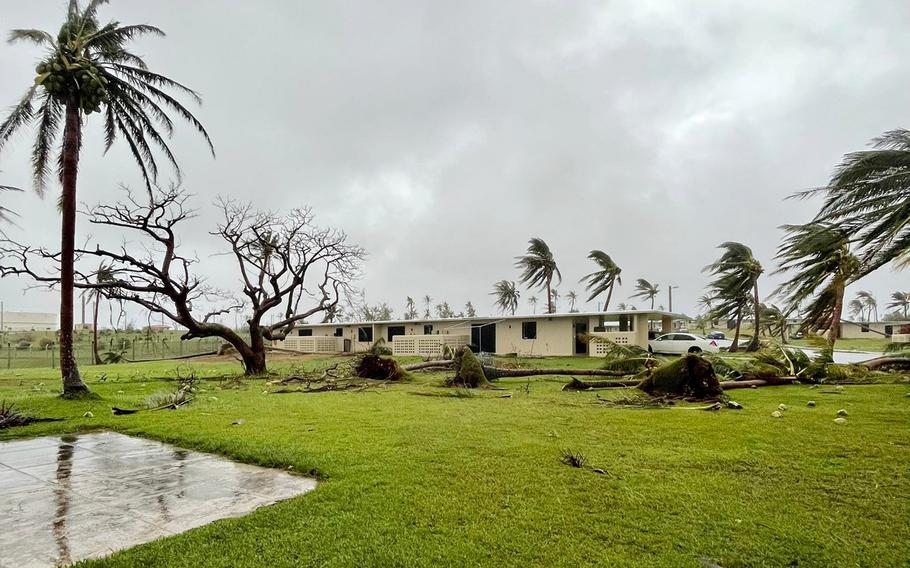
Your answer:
559,449 -> 587,469
563,377 -> 641,391
0,401 -> 62,429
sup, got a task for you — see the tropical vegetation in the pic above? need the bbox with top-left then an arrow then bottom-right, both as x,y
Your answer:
702,242 -> 763,352
515,238 -> 561,314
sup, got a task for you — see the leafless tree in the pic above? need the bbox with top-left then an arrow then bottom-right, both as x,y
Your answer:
0,186 -> 365,375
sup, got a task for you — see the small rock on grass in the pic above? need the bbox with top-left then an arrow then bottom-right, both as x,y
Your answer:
807,401 -> 816,407
232,418 -> 245,426
778,404 -> 788,411
771,411 -> 783,418
834,417 -> 847,425
837,409 -> 848,417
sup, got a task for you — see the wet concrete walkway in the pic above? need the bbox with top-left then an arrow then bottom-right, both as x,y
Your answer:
0,432 -> 316,567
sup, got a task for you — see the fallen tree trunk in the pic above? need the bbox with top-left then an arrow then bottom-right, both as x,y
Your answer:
719,377 -> 798,390
857,356 -> 910,371
481,366 -> 633,380
562,377 -> 642,391
404,360 -> 455,371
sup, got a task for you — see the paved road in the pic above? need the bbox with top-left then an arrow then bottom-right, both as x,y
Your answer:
713,339 -> 882,364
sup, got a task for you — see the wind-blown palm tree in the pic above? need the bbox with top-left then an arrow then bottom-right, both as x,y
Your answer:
760,303 -> 788,341
848,298 -> 865,321
0,1 -> 213,395
550,288 -> 560,311
528,295 -> 538,314
581,250 -> 622,311
515,238 -> 561,314
888,291 -> 910,319
491,280 -> 520,315
566,290 -> 578,312
855,290 -> 878,321
630,279 -> 659,309
703,242 -> 764,352
616,302 -> 628,311
404,296 -> 418,320
796,129 -> 910,272
774,223 -> 862,348
423,295 -> 432,318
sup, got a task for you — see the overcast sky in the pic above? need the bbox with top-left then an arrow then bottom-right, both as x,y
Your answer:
1,0 -> 908,325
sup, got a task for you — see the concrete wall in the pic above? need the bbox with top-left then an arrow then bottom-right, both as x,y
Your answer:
494,317 -> 575,356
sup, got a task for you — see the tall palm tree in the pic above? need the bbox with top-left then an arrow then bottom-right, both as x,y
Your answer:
566,290 -> 578,312
404,296 -> 418,320
848,298 -> 865,321
89,263 -> 114,364
760,303 -> 788,341
796,129 -> 910,272
703,242 -> 764,352
550,288 -> 560,311
491,280 -> 520,315
616,302 -> 628,311
515,238 -> 561,314
888,291 -> 910,319
0,1 -> 213,395
774,223 -> 862,348
423,295 -> 432,318
528,295 -> 538,314
630,279 -> 660,310
856,290 -> 878,321
581,250 -> 622,311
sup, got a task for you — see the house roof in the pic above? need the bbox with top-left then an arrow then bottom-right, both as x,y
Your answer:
298,310 -> 688,328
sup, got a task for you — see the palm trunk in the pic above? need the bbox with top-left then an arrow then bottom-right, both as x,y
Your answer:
604,283 -> 614,312
92,291 -> 102,365
546,277 -> 553,314
59,100 -> 89,396
829,278 -> 845,348
730,304 -> 744,352
650,295 -> 655,309
746,281 -> 761,352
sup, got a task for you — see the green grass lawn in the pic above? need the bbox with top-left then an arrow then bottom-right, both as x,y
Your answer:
2,357 -> 909,567
786,337 -> 892,352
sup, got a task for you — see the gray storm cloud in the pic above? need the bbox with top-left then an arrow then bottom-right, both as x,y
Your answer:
1,0 -> 908,325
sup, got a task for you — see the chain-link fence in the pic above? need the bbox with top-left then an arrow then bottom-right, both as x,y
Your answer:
0,333 -> 223,369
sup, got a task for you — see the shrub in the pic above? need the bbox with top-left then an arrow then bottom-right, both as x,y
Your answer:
38,337 -> 55,349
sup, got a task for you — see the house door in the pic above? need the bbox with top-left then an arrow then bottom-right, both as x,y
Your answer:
575,323 -> 588,354
471,324 -> 496,354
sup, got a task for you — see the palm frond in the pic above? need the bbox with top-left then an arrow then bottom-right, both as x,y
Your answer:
31,96 -> 63,196
0,88 -> 38,152
7,29 -> 56,46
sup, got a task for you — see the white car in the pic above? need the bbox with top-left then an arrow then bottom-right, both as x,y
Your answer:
648,333 -> 720,355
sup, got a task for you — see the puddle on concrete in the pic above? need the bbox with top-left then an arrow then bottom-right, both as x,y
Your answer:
0,432 -> 316,567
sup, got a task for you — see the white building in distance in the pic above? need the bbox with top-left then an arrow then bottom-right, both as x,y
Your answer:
0,310 -> 58,331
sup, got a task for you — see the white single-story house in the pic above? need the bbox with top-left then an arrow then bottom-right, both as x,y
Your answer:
785,319 -> 910,342
276,310 -> 684,357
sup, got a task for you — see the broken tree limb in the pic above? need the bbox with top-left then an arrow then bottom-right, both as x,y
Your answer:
562,377 -> 642,391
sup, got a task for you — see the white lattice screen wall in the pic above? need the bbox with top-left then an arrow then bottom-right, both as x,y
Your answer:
589,332 -> 635,357
392,334 -> 470,356
278,336 -> 343,353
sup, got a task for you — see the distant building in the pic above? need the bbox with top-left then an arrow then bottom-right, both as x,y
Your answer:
142,324 -> 171,332
277,310 -> 682,357
0,310 -> 57,332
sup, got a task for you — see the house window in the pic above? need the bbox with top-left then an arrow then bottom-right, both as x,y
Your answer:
861,324 -> 870,333
298,329 -> 313,337
387,326 -> 406,342
357,327 -> 373,342
522,321 -> 537,340
424,324 -> 433,335
334,328 -> 343,337
885,325 -> 893,337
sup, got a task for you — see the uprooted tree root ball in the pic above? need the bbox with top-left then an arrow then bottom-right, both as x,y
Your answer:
637,354 -> 724,399
445,346 -> 491,388
354,353 -> 408,381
